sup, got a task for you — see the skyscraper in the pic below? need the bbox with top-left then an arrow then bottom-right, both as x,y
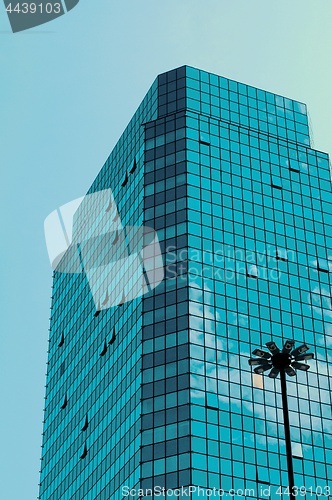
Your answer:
40,66 -> 332,500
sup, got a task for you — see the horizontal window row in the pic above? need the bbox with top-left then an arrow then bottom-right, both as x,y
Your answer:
187,101 -> 310,147
185,68 -> 306,114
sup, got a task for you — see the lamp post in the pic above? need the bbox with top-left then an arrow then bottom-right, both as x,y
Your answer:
248,340 -> 314,499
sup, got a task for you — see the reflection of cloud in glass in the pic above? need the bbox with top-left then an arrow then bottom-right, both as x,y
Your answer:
310,286 -> 332,321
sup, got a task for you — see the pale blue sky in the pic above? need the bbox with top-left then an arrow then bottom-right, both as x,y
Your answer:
1,2 -> 332,499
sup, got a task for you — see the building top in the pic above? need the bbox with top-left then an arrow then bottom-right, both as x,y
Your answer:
155,65 -> 310,147
89,65 -> 322,205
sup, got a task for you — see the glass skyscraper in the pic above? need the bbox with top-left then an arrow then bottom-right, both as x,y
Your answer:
40,66 -> 332,500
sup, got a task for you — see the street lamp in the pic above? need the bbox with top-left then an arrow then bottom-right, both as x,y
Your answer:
248,340 -> 314,499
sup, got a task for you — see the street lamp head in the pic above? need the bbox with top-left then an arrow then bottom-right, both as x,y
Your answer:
292,361 -> 310,371
248,357 -> 271,366
291,344 -> 309,358
283,340 -> 295,354
268,367 -> 280,379
249,340 -> 314,379
294,352 -> 314,362
271,352 -> 292,370
285,366 -> 296,377
254,364 -> 272,374
266,341 -> 280,354
252,348 -> 271,359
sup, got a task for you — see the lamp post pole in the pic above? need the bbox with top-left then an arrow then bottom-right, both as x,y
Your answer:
248,340 -> 314,500
279,368 -> 295,499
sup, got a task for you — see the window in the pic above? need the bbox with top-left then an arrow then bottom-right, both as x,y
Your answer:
252,373 -> 264,389
292,443 -> 303,459
256,467 -> 269,485
58,333 -> 64,347
94,300 -> 101,317
102,290 -> 109,306
109,328 -> 116,345
247,264 -> 258,278
121,172 -> 128,187
289,159 -> 300,173
199,133 -> 210,145
276,247 -> 288,261
80,442 -> 88,459
112,229 -> 119,245
105,198 -> 112,212
271,176 -> 282,189
60,394 -> 68,409
317,259 -> 329,273
129,158 -> 137,174
100,340 -> 107,356
118,291 -> 126,306
206,393 -> 218,409
82,415 -> 89,432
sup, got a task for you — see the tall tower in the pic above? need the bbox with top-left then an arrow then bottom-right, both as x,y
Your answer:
40,67 -> 332,499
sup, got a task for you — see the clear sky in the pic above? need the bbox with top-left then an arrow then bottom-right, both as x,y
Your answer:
1,1 -> 332,499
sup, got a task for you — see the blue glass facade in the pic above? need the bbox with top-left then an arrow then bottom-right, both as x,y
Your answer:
40,67 -> 332,500
39,80 -> 158,499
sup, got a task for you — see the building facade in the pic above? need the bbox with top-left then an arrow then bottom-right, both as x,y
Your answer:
40,67 -> 332,499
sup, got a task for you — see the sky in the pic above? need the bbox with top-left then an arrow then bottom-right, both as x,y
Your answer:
1,1 -> 332,499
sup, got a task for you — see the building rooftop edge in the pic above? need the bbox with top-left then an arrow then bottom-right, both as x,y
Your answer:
157,64 -> 308,114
